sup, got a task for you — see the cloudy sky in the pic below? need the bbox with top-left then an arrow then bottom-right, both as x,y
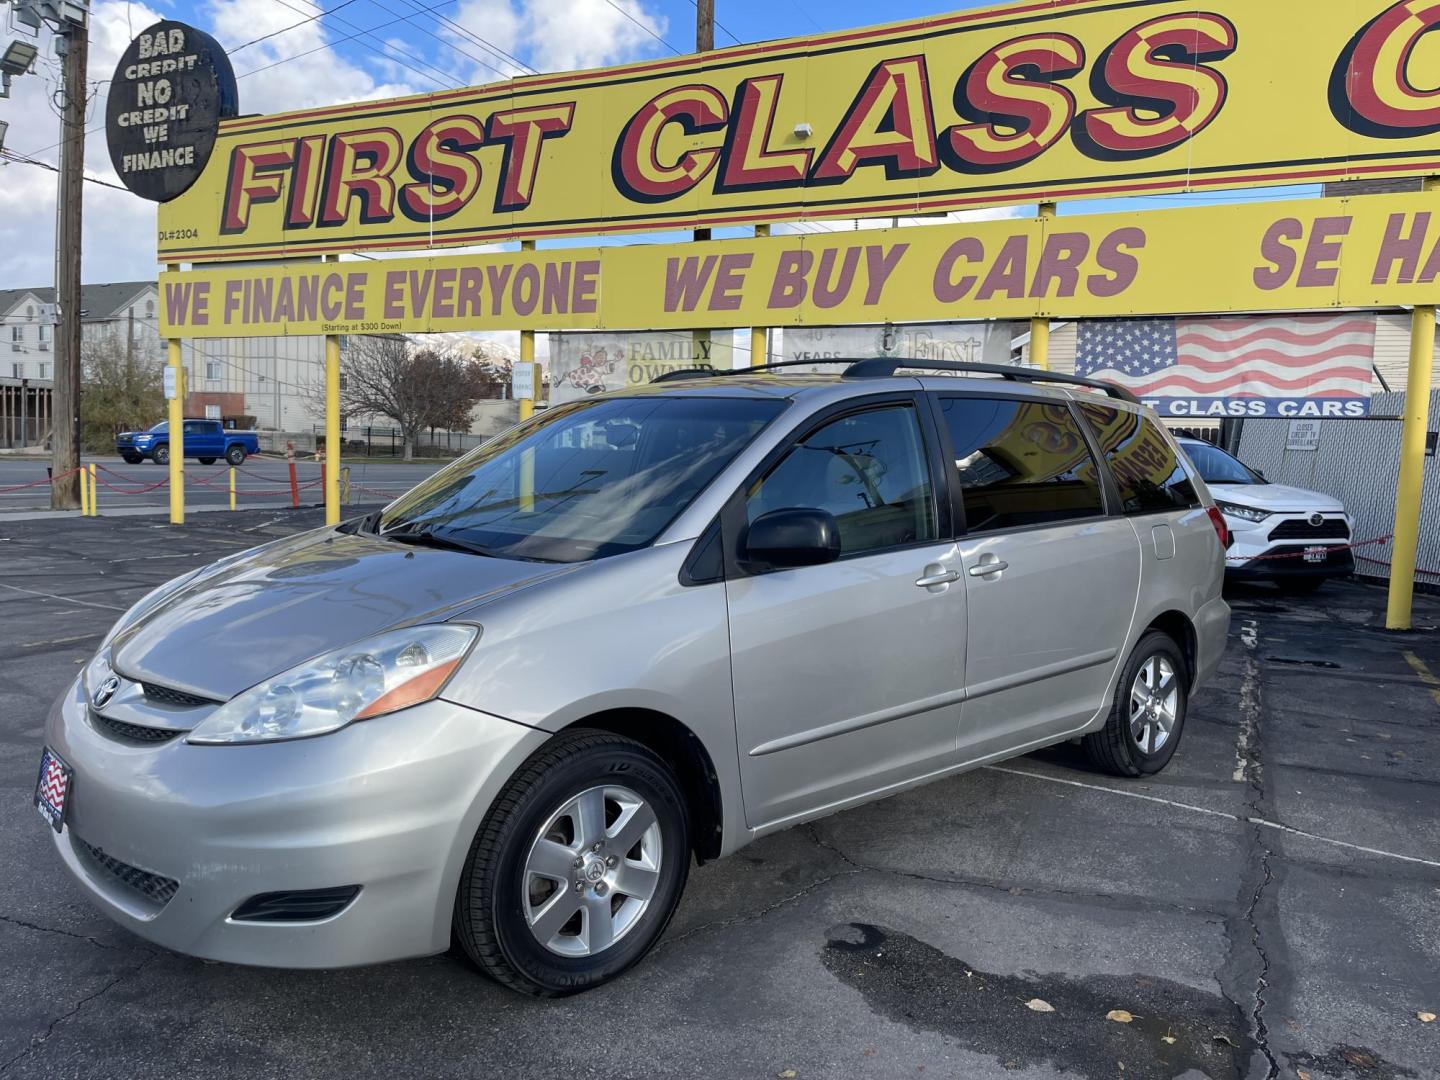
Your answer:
0,0 -> 1317,291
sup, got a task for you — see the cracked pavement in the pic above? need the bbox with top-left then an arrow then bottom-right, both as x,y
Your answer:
1,509 -> 1437,1079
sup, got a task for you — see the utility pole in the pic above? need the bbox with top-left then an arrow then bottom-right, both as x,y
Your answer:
49,13 -> 88,510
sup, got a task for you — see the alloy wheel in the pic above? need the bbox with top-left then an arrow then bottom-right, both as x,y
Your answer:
1130,654 -> 1179,755
522,784 -> 662,957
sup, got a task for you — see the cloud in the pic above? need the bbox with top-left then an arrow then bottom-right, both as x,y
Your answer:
449,0 -> 669,82
0,0 -> 168,286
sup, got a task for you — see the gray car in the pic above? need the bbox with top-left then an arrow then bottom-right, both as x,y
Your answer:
37,359 -> 1230,995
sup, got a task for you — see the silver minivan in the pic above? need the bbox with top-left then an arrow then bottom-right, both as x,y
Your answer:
38,360 -> 1231,995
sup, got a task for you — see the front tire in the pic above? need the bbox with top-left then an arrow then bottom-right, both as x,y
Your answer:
454,729 -> 690,996
120,452 -> 142,465
198,457 -> 217,465
1083,631 -> 1188,777
152,445 -> 169,466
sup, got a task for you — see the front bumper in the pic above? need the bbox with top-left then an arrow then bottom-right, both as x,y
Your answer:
1223,511 -> 1355,581
43,679 -> 548,968
1226,545 -> 1356,580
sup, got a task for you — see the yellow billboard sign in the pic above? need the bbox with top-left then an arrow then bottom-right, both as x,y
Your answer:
159,192 -> 1440,336
157,0 -> 1440,263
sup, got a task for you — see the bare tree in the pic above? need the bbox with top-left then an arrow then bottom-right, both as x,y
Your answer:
80,328 -> 164,452
331,336 -> 492,459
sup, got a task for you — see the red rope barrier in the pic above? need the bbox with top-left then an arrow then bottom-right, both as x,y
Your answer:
0,466 -> 83,493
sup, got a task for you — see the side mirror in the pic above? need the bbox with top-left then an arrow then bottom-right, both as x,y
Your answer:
743,508 -> 841,569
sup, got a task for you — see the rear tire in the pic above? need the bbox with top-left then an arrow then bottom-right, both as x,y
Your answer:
1083,631 -> 1188,778
454,729 -> 690,996
152,445 -> 169,466
225,445 -> 247,466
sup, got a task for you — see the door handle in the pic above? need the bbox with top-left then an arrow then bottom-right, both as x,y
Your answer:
968,560 -> 1009,577
914,569 -> 961,588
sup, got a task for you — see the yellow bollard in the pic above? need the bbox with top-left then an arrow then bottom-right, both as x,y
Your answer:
78,462 -> 90,517
229,466 -> 237,511
88,463 -> 97,517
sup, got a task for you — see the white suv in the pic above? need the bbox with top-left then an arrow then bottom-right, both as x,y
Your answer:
1178,438 -> 1353,593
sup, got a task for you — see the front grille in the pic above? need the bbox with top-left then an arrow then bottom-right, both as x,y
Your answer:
93,713 -> 183,744
141,682 -> 218,708
1269,518 -> 1350,542
74,837 -> 180,907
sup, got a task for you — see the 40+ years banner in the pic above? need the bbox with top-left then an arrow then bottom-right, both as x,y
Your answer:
156,0 -> 1440,262
159,191 -> 1440,340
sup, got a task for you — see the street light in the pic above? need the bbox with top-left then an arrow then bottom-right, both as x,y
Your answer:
0,39 -> 39,98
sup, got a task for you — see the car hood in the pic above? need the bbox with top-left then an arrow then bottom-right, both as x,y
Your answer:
1208,482 -> 1346,514
112,529 -> 578,699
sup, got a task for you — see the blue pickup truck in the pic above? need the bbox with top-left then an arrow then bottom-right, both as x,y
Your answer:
116,420 -> 260,466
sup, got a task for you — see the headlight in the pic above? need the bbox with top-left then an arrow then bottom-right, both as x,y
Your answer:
1215,501 -> 1270,524
186,625 -> 478,745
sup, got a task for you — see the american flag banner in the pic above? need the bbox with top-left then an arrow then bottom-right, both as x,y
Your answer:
1074,314 -> 1377,420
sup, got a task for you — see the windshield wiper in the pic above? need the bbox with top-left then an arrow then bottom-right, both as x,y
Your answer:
381,527 -> 503,558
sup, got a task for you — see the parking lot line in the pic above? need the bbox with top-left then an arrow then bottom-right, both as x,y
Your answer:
0,582 -> 126,611
1402,649 -> 1440,708
984,764 -> 1440,870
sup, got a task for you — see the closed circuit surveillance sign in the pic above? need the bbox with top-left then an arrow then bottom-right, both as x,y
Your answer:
106,21 -> 237,203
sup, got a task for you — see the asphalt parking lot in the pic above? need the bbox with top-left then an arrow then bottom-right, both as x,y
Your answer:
1,509 -> 1437,1080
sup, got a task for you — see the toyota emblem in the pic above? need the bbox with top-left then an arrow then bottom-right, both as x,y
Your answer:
93,676 -> 121,709
1309,513 -> 1325,527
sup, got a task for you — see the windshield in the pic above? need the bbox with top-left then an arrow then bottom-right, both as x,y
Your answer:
148,422 -> 168,433
1182,442 -> 1266,486
378,395 -> 786,562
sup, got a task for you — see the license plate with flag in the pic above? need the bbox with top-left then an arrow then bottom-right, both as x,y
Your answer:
34,748 -> 72,833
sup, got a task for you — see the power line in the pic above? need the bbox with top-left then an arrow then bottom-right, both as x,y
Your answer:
231,0 -> 363,53
598,0 -> 683,55
388,0 -> 537,75
263,0 -> 462,89
0,148 -> 130,192
357,0 -> 527,82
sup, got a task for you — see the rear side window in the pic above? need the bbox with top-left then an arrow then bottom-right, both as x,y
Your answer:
1078,403 -> 1199,515
937,396 -> 1105,534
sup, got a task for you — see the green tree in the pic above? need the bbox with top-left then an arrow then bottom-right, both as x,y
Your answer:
81,329 -> 164,452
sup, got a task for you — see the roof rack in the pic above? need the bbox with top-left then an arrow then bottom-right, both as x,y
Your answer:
649,360 -> 842,384
843,358 -> 1140,404
648,357 -> 1138,403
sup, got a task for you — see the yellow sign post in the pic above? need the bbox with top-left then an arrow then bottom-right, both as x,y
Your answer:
165,266 -> 185,526
1388,181 -> 1440,630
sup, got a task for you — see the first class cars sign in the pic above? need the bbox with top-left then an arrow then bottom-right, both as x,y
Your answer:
156,0 -> 1440,262
107,21 -> 237,203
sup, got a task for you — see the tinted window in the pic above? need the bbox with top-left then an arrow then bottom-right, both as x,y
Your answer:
380,396 -> 784,562
746,405 -> 936,556
938,397 -> 1105,533
1078,403 -> 1200,513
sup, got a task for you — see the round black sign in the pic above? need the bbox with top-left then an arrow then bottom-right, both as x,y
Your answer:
106,21 -> 238,203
